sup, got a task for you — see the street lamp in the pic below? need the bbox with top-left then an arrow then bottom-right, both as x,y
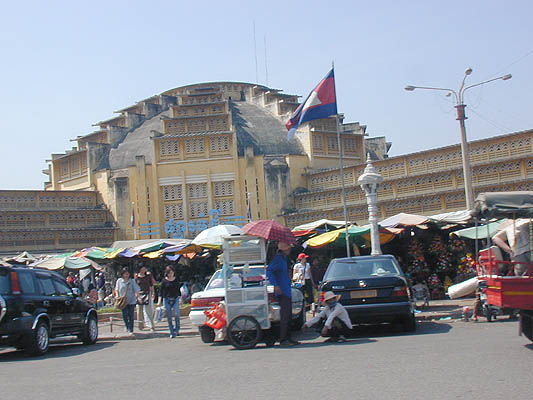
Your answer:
358,155 -> 384,256
405,68 -> 512,210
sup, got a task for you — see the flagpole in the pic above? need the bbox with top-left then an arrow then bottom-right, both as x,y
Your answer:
332,62 -> 351,258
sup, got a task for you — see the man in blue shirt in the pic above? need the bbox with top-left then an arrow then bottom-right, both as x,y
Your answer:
267,241 -> 300,346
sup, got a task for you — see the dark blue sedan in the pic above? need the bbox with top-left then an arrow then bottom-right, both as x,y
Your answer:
319,255 -> 416,332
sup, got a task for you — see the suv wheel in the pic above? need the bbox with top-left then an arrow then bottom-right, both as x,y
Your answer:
81,315 -> 98,345
28,320 -> 50,355
403,314 -> 416,332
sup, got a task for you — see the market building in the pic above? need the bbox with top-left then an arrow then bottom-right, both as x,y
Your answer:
0,190 -> 115,254
44,82 -> 370,241
284,129 -> 533,227
42,79 -> 532,244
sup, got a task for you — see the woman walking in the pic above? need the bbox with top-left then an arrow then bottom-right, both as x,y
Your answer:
158,266 -> 181,338
136,266 -> 156,331
114,268 -> 140,335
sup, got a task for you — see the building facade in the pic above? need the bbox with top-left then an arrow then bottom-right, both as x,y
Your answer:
0,190 -> 115,254
45,82 -> 369,240
284,130 -> 533,227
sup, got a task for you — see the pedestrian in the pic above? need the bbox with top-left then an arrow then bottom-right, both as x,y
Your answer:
86,282 -> 98,306
492,219 -> 532,276
114,268 -> 140,336
136,266 -> 156,331
266,241 -> 300,346
293,253 -> 314,305
66,272 -> 76,288
96,272 -> 106,309
311,257 -> 327,285
158,266 -> 181,338
303,291 -> 352,343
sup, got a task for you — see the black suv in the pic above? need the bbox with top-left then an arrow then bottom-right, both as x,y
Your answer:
0,264 -> 98,355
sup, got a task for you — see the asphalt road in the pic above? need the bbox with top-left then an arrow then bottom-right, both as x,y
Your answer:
1,319 -> 531,400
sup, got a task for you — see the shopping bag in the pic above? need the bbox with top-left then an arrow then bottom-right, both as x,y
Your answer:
154,306 -> 165,323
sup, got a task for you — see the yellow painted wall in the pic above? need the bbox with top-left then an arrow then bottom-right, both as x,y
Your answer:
56,175 -> 91,191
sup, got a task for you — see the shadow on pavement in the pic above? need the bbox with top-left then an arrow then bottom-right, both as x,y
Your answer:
292,337 -> 377,348
341,320 -> 453,339
0,341 -> 116,362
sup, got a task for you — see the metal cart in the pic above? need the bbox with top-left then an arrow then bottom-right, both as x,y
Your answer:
222,235 -> 272,349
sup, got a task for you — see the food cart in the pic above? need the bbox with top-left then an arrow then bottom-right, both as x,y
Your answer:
220,235 -> 273,349
473,191 -> 533,341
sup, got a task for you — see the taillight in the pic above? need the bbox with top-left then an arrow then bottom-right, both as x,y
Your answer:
10,271 -> 21,295
392,286 -> 408,297
191,297 -> 224,308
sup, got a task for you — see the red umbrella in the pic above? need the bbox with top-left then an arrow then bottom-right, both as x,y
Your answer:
242,220 -> 296,244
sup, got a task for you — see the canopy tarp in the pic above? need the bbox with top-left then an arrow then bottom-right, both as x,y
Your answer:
379,213 -> 429,228
292,219 -> 349,232
306,225 -> 400,248
450,220 -> 504,240
428,210 -> 472,225
33,255 -> 102,271
472,191 -> 533,219
8,251 -> 38,264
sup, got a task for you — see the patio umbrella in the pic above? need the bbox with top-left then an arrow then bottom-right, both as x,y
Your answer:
192,224 -> 244,247
242,220 -> 296,244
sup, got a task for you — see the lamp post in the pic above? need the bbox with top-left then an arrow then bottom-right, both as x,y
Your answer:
405,68 -> 512,210
358,155 -> 384,256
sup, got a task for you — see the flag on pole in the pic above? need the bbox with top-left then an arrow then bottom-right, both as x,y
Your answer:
131,203 -> 135,227
286,68 -> 338,140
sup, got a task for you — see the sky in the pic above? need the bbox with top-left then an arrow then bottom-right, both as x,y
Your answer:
1,0 -> 532,189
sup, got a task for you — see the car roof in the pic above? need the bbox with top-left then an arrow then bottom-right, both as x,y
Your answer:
0,265 -> 65,279
330,255 -> 398,262
214,265 -> 265,272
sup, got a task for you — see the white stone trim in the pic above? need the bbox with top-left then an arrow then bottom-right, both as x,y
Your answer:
159,176 -> 183,186
185,174 -> 208,184
210,172 -> 235,182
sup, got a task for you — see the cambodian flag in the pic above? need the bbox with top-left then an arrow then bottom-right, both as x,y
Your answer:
286,68 -> 338,140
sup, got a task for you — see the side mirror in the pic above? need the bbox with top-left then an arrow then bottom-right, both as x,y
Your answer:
72,288 -> 81,297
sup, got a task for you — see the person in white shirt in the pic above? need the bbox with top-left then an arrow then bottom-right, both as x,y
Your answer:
292,253 -> 315,305
303,291 -> 352,342
492,219 -> 532,276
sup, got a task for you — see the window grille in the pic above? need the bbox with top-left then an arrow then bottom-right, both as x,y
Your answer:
164,203 -> 183,220
213,181 -> 234,197
326,136 -> 338,151
215,199 -> 235,215
210,136 -> 230,152
189,119 -> 206,132
313,134 -> 324,150
188,183 -> 207,199
163,185 -> 183,201
60,160 -> 69,178
185,138 -> 205,153
190,201 -> 208,218
344,137 -> 356,153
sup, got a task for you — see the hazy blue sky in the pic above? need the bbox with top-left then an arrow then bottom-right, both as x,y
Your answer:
1,0 -> 532,189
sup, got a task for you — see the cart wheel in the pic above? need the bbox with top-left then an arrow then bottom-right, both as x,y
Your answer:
227,315 -> 262,350
485,305 -> 492,322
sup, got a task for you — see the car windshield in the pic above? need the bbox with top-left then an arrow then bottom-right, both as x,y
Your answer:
323,258 -> 401,281
205,267 -> 266,290
0,269 -> 10,295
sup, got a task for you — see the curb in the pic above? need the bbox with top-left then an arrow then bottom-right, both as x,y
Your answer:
98,330 -> 198,341
415,312 -> 463,321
